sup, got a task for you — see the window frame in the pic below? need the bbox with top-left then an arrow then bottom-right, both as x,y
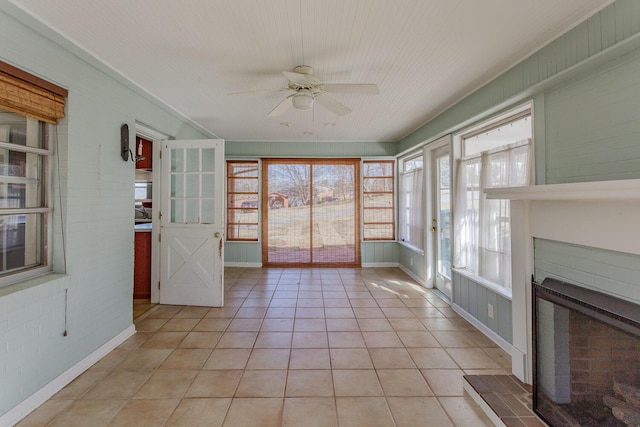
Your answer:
397,151 -> 425,252
226,159 -> 260,241
0,114 -> 54,288
362,159 -> 395,241
453,103 -> 533,292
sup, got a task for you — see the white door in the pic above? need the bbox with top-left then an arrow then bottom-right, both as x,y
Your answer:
432,144 -> 452,298
159,139 -> 225,307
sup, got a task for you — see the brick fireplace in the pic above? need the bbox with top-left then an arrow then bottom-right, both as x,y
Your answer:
533,278 -> 640,426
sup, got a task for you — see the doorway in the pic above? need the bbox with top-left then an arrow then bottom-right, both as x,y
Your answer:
262,159 -> 360,267
431,142 -> 452,298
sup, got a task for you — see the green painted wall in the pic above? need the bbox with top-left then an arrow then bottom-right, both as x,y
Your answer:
0,3 -> 210,416
395,0 -> 640,347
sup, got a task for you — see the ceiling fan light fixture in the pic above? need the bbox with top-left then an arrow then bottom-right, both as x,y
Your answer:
292,92 -> 314,111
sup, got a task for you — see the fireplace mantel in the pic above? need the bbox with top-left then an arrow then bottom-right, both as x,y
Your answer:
482,178 -> 640,384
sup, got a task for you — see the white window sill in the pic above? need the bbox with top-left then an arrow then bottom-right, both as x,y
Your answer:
397,240 -> 425,256
0,271 -> 67,298
452,267 -> 512,300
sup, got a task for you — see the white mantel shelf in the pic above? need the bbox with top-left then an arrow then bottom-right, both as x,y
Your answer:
485,178 -> 640,201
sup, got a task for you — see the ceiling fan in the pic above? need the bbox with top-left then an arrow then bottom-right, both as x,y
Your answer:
229,65 -> 379,117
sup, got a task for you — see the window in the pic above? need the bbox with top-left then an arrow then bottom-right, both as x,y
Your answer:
454,109 -> 532,290
226,160 -> 259,240
0,108 -> 52,284
398,152 -> 424,250
362,160 -> 394,240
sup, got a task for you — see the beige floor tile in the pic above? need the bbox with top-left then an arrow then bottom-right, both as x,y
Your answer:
410,307 -> 447,318
134,318 -> 168,332
357,318 -> 393,331
446,347 -> 503,370
166,398 -> 231,427
175,306 -> 210,319
362,331 -> 403,347
227,318 -> 262,331
235,307 -> 268,317
254,331 -> 293,348
265,307 -> 296,318
432,331 -> 478,348
328,331 -> 366,348
246,348 -> 291,369
387,397 -> 454,427
407,347 -> 458,369
324,307 -> 355,318
159,318 -> 200,332
329,348 -> 374,369
396,331 -> 441,347
285,370 -> 334,397
261,318 -> 295,331
352,307 -> 385,318
367,348 -> 416,369
421,368 -> 465,396
185,370 -> 243,397
388,318 -> 427,331
115,333 -> 152,350
235,370 -> 287,397
107,399 -> 179,427
144,305 -> 181,319
193,318 -> 231,332
178,331 -> 222,349
335,397 -> 395,427
333,370 -> 383,396
439,396 -> 494,427
83,370 -> 152,399
282,397 -> 338,427
377,369 -> 434,396
215,331 -> 257,348
293,318 -> 326,331
204,307 -> 239,318
292,331 -> 328,348
482,347 -> 512,370
134,370 -> 198,398
289,348 -> 331,369
140,331 -> 188,349
223,398 -> 283,427
16,400 -> 74,427
326,318 -> 360,331
47,399 -> 125,427
52,370 -> 109,399
203,348 -> 251,370
349,298 -> 378,308
159,348 -> 211,370
464,330 -> 500,348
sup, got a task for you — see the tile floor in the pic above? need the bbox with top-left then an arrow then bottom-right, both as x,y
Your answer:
18,267 -> 512,427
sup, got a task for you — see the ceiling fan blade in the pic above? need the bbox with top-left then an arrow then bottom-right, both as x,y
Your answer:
315,94 -> 352,116
322,84 -> 379,94
267,96 -> 293,117
282,71 -> 312,85
227,87 -> 288,95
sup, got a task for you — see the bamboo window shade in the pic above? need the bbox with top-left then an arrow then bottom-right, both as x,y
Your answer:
0,61 -> 67,124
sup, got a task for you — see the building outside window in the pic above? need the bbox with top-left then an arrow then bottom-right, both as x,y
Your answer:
362,160 -> 395,240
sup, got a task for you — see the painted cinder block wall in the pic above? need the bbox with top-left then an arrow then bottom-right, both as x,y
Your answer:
0,3 -> 211,417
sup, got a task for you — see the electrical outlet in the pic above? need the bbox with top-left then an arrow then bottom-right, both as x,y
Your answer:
488,304 -> 494,319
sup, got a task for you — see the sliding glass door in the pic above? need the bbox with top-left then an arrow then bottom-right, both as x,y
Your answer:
262,159 -> 360,266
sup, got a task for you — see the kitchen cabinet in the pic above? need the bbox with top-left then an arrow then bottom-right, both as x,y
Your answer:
133,230 -> 151,298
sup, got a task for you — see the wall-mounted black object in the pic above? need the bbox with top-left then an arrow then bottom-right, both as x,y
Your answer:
121,124 -> 130,161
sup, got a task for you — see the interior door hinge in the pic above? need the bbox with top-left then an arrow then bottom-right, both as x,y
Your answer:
159,150 -> 162,159
158,281 -> 160,289
158,233 -> 161,243
158,211 -> 162,220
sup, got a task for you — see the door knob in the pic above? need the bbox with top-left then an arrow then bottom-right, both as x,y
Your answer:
214,232 -> 221,238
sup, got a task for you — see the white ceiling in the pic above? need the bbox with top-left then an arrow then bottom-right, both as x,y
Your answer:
10,0 -> 612,143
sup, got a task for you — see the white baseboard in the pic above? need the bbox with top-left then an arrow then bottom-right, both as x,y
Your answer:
397,264 -> 426,287
0,325 -> 136,427
224,262 -> 262,268
361,262 -> 399,268
451,303 -> 514,356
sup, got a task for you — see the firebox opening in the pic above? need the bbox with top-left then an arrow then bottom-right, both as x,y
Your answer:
533,278 -> 640,427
